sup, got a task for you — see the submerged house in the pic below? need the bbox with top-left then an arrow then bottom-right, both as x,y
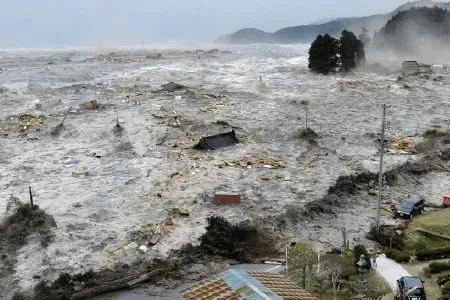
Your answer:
194,130 -> 240,150
182,269 -> 320,300
401,61 -> 432,75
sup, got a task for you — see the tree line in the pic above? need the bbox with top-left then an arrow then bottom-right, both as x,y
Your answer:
373,6 -> 450,54
308,30 -> 366,75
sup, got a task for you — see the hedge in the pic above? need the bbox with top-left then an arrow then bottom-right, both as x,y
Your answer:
417,245 -> 450,260
429,261 -> 450,274
386,249 -> 411,263
437,273 -> 450,285
442,281 -> 450,297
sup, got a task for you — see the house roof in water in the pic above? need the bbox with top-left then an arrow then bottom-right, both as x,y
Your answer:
182,269 -> 320,300
194,130 -> 239,150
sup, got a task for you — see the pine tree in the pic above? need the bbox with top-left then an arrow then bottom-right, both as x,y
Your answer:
308,34 -> 339,74
374,7 -> 450,54
338,30 -> 365,72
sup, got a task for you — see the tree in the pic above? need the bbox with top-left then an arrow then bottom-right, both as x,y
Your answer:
308,34 -> 339,74
374,7 -> 450,55
320,254 -> 346,300
339,30 -> 365,72
353,244 -> 372,270
287,243 -> 317,289
365,272 -> 390,300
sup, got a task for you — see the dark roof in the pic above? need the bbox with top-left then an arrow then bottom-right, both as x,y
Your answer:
182,269 -> 320,300
401,276 -> 423,289
194,130 -> 239,150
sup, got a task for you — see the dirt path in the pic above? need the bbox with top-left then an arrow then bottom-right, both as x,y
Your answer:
376,255 -> 411,292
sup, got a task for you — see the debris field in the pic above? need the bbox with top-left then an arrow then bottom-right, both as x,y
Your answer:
2,46 -> 450,297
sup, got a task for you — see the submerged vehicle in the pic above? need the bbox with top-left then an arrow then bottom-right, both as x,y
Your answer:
396,197 -> 424,219
395,276 -> 426,300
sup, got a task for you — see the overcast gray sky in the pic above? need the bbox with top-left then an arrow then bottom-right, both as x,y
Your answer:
0,0 -> 409,47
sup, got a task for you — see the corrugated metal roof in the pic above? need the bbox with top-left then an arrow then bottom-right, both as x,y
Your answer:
251,272 -> 320,300
181,270 -> 320,300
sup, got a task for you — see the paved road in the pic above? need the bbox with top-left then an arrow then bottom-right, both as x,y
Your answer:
376,254 -> 412,292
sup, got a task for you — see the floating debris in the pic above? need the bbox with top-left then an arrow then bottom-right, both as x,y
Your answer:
79,100 -> 98,109
161,82 -> 188,92
389,137 -> 415,154
50,107 -> 71,136
171,207 -> 190,217
217,156 -> 286,169
18,114 -> 45,135
214,193 -> 241,205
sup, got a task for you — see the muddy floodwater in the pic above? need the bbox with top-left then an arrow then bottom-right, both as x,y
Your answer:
1,45 -> 450,298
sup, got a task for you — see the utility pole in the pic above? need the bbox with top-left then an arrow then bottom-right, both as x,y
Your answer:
29,185 -> 34,207
341,227 -> 347,253
317,250 -> 321,274
376,104 -> 386,235
286,244 -> 289,275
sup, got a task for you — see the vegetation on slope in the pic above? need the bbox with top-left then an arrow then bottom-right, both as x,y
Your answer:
374,7 -> 450,56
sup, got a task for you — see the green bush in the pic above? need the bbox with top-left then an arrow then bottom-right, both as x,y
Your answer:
395,252 -> 411,263
442,281 -> 450,297
385,249 -> 396,259
386,249 -> 411,263
437,273 -> 450,285
417,245 -> 450,260
429,261 -> 450,274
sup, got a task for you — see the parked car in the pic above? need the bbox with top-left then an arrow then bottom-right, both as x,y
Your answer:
395,276 -> 426,300
396,198 -> 424,219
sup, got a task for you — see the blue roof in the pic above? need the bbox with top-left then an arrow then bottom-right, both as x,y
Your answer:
220,269 -> 282,300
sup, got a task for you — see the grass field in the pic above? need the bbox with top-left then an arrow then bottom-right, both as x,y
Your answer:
401,208 -> 450,299
404,208 -> 450,250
